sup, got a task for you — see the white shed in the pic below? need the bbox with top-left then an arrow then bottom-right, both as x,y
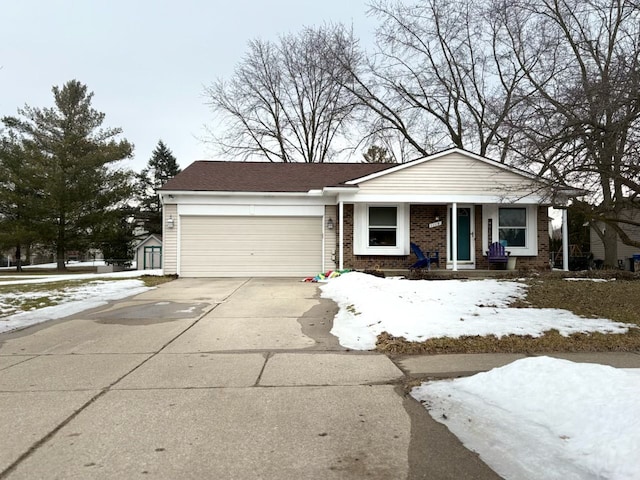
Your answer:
135,234 -> 163,270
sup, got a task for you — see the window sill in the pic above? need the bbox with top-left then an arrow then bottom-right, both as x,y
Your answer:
355,246 -> 408,256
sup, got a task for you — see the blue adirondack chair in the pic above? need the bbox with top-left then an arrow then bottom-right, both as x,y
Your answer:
487,242 -> 509,268
410,242 -> 440,270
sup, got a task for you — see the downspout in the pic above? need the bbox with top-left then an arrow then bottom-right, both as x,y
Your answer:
339,201 -> 344,270
562,208 -> 569,272
452,202 -> 458,271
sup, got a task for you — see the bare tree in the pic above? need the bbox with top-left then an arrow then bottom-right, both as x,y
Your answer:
205,24 -> 360,163
495,0 -> 640,266
333,0 -> 528,161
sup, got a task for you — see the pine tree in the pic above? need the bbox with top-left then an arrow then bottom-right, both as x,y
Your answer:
362,145 -> 394,163
0,134 -> 46,271
1,80 -> 134,271
136,140 -> 181,235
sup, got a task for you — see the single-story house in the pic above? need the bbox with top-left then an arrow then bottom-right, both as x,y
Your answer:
159,149 -> 575,277
590,208 -> 640,270
134,234 -> 163,270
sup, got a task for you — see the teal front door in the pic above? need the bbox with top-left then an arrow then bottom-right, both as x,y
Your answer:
450,208 -> 471,261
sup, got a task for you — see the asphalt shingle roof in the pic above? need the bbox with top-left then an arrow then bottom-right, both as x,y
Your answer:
161,161 -> 394,193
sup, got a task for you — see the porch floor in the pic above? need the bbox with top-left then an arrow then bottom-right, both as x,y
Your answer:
379,269 -> 517,279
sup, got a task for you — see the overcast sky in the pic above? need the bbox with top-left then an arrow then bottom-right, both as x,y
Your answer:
0,0 -> 377,172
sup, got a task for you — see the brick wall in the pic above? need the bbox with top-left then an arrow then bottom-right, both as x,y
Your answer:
340,204 -> 447,269
408,205 -> 447,257
475,205 -> 551,270
339,204 -> 550,271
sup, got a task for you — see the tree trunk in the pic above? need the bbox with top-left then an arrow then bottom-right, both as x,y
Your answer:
14,244 -> 22,273
56,246 -> 66,271
57,213 -> 66,271
603,226 -> 619,269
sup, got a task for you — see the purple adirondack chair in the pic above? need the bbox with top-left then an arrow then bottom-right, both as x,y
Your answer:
487,242 -> 509,268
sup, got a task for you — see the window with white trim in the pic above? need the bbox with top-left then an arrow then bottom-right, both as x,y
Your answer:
353,203 -> 409,255
499,208 -> 527,247
368,206 -> 397,246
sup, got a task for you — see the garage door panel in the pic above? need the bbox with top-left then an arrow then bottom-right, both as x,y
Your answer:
184,241 -> 321,256
180,216 -> 323,277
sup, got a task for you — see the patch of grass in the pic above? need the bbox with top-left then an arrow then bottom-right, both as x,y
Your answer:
376,273 -> 640,355
376,329 -> 640,355
0,279 -> 87,295
140,275 -> 177,287
513,277 -> 640,326
14,296 -> 58,311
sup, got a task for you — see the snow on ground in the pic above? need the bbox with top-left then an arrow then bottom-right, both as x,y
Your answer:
320,272 -> 633,350
0,260 -> 162,286
411,357 -> 640,480
0,269 -> 162,333
0,268 -> 161,287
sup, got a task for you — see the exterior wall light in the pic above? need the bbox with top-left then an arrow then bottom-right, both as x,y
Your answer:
167,215 -> 175,229
326,218 -> 335,230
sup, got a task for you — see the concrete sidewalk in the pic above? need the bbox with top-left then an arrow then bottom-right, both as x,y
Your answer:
396,351 -> 640,379
2,277 -> 636,479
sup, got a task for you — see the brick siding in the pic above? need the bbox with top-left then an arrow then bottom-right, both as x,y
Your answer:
339,204 -> 550,271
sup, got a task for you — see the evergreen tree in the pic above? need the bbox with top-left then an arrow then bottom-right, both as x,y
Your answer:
1,80 -> 134,271
136,140 -> 180,235
0,134 -> 45,271
99,215 -> 136,267
362,145 -> 394,164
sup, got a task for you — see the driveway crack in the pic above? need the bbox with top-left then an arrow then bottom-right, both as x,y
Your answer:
254,352 -> 273,386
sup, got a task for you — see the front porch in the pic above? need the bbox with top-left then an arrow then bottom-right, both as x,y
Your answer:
374,268 -> 522,279
336,203 -> 553,272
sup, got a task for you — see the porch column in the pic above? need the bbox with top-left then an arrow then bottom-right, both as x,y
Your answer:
339,201 -> 344,270
562,208 -> 569,271
452,202 -> 458,271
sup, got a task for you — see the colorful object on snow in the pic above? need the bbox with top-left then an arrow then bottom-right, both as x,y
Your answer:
303,269 -> 351,282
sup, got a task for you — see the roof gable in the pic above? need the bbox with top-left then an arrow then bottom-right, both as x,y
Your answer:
347,148 -> 541,185
136,234 -> 163,249
350,149 -> 551,200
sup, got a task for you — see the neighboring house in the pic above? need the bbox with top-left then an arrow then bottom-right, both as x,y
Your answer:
590,208 -> 640,270
159,149 -> 574,277
134,234 -> 163,270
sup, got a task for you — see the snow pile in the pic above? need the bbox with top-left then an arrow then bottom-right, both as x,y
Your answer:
412,357 -> 640,480
0,279 -> 152,333
320,272 -> 632,350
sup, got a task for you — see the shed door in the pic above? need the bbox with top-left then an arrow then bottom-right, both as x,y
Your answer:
179,216 -> 322,277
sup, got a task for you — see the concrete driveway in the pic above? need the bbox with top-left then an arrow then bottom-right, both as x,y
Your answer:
0,278 -> 499,480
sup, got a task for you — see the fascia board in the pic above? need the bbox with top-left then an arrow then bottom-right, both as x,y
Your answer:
335,193 -> 550,204
160,190 -> 319,199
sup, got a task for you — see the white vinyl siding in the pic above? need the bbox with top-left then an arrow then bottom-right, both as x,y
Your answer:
590,210 -> 640,264
179,216 -> 322,277
324,205 -> 337,271
162,204 -> 178,275
357,152 -> 539,198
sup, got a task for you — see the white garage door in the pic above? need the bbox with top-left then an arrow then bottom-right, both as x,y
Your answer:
180,216 -> 323,277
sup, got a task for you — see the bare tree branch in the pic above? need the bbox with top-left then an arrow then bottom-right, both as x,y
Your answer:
204,25 -> 359,163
